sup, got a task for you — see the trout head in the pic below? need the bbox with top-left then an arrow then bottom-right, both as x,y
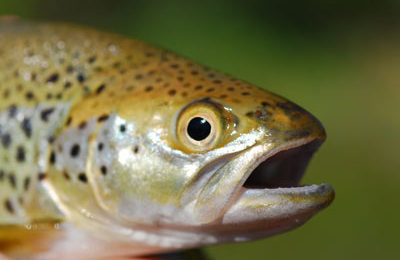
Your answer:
62,52 -> 334,248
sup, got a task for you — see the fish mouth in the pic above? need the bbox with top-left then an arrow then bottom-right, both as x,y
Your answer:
242,138 -> 322,190
211,137 -> 334,240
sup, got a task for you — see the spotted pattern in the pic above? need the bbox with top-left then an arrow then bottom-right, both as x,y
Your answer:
0,20 -> 320,226
0,104 -> 69,222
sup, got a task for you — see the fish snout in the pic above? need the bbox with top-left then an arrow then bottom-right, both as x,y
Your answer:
274,100 -> 325,143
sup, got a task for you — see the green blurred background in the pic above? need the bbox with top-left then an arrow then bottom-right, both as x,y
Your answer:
1,0 -> 399,259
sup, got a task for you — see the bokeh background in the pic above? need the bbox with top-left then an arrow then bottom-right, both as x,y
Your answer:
0,0 -> 399,259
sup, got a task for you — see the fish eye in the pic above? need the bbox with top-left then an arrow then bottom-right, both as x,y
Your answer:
187,117 -> 211,141
176,100 -> 232,152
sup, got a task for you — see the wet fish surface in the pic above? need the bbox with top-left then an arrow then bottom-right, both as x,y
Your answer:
0,19 -> 334,259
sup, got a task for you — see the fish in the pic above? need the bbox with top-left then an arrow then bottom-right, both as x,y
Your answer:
0,18 -> 334,259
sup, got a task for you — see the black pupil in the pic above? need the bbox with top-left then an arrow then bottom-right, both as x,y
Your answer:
187,117 -> 211,141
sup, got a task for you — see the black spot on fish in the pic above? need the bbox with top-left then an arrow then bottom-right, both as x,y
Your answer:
48,135 -> 55,144
70,144 -> 80,157
16,146 -> 26,162
78,172 -> 87,183
133,146 -> 139,154
79,121 -> 87,129
49,150 -> 56,164
8,173 -> 16,189
77,73 -> 85,83
8,105 -> 17,118
21,118 -> 32,138
4,199 -> 14,214
119,124 -> 126,133
40,108 -> 55,122
246,111 -> 254,118
250,108 -> 270,120
261,101 -> 271,107
38,172 -> 47,181
46,73 -> 59,83
98,142 -> 104,151
276,102 -> 305,119
64,81 -> 72,89
88,56 -> 97,63
96,84 -> 106,94
25,91 -> 35,100
65,116 -> 72,126
1,133 -> 11,148
97,114 -> 109,122
100,165 -> 107,175
276,102 -> 295,111
24,177 -> 31,191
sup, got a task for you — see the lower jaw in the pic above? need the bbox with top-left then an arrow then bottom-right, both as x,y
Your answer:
199,183 -> 334,241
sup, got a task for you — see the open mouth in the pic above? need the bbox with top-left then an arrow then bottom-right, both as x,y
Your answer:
243,139 -> 323,189
191,136 -> 333,229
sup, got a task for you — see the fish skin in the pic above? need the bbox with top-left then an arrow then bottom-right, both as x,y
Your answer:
0,19 -> 333,259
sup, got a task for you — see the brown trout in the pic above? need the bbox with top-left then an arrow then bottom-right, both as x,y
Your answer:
0,18 -> 334,259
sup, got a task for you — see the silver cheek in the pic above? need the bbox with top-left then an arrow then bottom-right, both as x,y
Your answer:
86,113 -> 264,227
88,115 -> 196,225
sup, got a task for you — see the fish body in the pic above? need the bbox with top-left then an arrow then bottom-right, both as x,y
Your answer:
0,19 -> 334,259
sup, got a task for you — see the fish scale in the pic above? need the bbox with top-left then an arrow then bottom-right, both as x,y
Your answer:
0,104 -> 69,224
0,21 -> 163,225
0,19 -> 333,259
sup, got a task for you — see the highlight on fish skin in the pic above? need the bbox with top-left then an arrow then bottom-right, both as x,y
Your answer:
0,19 -> 334,259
